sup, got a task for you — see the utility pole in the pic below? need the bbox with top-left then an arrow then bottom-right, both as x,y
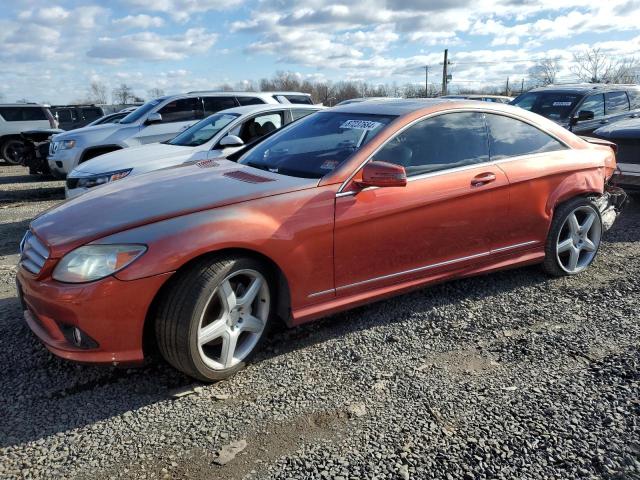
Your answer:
442,49 -> 449,96
521,78 -> 524,94
505,77 -> 510,96
425,66 -> 429,97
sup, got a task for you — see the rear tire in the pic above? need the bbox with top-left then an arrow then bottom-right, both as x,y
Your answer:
1,139 -> 26,164
155,256 -> 274,382
543,197 -> 602,276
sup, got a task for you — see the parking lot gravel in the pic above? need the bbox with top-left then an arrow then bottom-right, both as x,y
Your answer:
0,163 -> 638,480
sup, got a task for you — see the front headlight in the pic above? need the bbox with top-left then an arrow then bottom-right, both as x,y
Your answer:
52,244 -> 147,283
59,139 -> 77,150
75,169 -> 132,189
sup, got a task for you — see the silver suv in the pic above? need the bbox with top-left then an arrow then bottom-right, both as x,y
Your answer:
47,91 -> 313,177
0,104 -> 57,164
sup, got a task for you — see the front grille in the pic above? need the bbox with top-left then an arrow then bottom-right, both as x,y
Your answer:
66,177 -> 79,189
19,231 -> 50,275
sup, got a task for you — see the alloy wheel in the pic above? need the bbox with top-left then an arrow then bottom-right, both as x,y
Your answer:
197,269 -> 270,370
555,205 -> 602,274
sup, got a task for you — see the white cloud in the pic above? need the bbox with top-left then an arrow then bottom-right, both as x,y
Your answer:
123,0 -> 243,22
113,14 -> 165,29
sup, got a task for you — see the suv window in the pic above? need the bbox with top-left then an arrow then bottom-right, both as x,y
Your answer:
202,96 -> 238,116
237,96 -> 266,106
486,114 -> 565,159
0,106 -> 47,122
579,94 -> 605,118
231,112 -> 284,144
56,109 -> 74,123
274,95 -> 313,105
374,112 -> 488,176
158,98 -> 203,123
605,91 -> 629,114
628,90 -> 640,109
83,107 -> 103,121
291,109 -> 317,121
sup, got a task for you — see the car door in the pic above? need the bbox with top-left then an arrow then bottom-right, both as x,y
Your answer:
135,97 -> 204,145
571,93 -> 605,135
333,111 -> 510,297
485,113 -> 571,249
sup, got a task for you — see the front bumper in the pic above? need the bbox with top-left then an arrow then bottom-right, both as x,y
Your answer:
16,268 -> 173,365
47,148 -> 80,176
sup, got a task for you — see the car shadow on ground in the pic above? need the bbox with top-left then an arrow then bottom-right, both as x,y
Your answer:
0,219 -> 31,256
0,186 -> 64,204
0,263 -> 551,449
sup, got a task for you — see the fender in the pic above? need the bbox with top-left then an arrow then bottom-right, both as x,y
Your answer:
545,167 -> 605,216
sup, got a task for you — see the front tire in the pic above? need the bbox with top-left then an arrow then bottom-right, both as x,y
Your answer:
543,197 -> 602,276
1,139 -> 26,164
155,256 -> 274,381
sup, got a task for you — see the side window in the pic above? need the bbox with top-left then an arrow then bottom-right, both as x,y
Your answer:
21,108 -> 47,121
83,108 -> 103,121
284,95 -> 313,105
56,109 -> 74,123
237,96 -> 266,106
605,91 -> 629,114
202,96 -> 238,116
238,112 -> 284,143
158,98 -> 203,123
486,114 -> 566,160
373,112 -> 488,176
628,90 -> 640,109
579,94 -> 605,118
291,109 -> 317,121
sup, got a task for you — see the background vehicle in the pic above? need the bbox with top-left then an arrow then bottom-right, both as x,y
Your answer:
17,100 -> 623,382
593,118 -> 640,192
85,107 -> 138,127
47,91 -> 313,178
0,104 -> 57,164
442,94 -> 513,103
336,97 -> 402,106
16,129 -> 63,175
511,84 -> 640,135
51,105 -> 106,131
65,104 -> 322,198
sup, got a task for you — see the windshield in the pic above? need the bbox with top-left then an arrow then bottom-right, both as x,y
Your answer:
169,112 -> 240,147
119,97 -> 168,124
511,92 -> 582,122
239,112 -> 396,178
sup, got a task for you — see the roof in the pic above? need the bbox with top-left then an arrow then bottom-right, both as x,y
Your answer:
0,103 -> 44,107
527,83 -> 640,95
186,90 -> 312,96
215,104 -> 324,116
330,98 -> 453,116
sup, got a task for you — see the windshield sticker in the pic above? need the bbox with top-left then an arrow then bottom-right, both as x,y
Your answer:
340,120 -> 382,131
320,160 -> 339,170
552,101 -> 573,107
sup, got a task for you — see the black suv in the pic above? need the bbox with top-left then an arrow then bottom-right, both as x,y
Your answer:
511,84 -> 640,135
51,105 -> 106,131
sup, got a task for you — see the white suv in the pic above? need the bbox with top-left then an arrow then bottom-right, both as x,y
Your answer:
47,91 -> 314,177
0,104 -> 57,164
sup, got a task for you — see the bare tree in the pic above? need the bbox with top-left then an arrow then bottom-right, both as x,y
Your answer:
147,88 -> 165,99
571,48 -> 638,83
112,83 -> 134,104
529,58 -> 559,86
87,81 -> 109,104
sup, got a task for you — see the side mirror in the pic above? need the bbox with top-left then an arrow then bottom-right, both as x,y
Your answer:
574,110 -> 595,123
356,161 -> 407,188
145,112 -> 162,125
218,135 -> 244,148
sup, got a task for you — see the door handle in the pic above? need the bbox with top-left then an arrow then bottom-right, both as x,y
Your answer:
471,172 -> 496,187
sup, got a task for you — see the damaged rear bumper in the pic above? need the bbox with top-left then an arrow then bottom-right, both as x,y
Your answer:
594,183 -> 627,231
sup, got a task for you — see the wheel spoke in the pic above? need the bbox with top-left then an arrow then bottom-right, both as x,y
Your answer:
199,320 -> 227,346
557,238 -> 573,254
236,276 -> 263,308
568,213 -> 580,235
580,213 -> 596,234
583,238 -> 597,252
568,246 -> 580,271
240,314 -> 264,333
221,330 -> 239,368
218,280 -> 237,311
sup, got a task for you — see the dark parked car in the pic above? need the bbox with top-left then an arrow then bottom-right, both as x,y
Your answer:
593,118 -> 640,192
51,105 -> 106,130
511,84 -> 640,135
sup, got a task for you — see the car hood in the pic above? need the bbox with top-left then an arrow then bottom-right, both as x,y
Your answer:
31,159 -> 317,258
593,118 -> 640,138
53,123 -> 123,141
71,143 -> 199,176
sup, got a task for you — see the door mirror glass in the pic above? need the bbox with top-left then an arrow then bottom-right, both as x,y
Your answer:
356,161 -> 407,188
219,135 -> 244,148
145,112 -> 162,125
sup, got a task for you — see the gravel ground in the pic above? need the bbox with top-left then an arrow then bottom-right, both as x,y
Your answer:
0,163 -> 638,480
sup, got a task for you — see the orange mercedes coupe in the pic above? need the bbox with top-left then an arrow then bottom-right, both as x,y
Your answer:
17,100 -> 625,381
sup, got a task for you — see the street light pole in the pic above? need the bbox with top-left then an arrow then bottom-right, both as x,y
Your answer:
425,66 -> 429,97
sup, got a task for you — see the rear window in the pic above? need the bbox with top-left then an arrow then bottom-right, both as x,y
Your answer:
0,106 -> 47,122
275,95 -> 314,105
